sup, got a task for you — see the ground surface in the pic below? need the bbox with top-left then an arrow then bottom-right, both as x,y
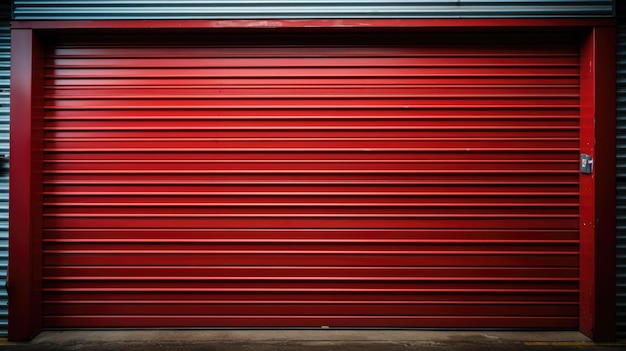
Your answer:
2,330 -> 626,350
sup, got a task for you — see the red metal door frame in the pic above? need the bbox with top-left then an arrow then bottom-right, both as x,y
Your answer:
579,26 -> 617,341
8,19 -> 617,341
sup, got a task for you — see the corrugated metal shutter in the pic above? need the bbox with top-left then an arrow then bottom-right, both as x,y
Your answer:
42,32 -> 580,328
616,25 -> 626,339
0,23 -> 9,336
13,0 -> 614,20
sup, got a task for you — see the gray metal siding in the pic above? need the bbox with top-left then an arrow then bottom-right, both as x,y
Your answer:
617,25 -> 626,339
13,0 -> 614,20
0,23 -> 9,337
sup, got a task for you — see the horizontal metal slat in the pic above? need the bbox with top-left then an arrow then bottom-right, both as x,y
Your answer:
42,316 -> 579,329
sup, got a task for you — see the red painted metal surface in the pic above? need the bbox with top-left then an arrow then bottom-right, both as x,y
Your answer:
8,29 -> 44,341
579,28 -> 617,341
39,31 -> 581,329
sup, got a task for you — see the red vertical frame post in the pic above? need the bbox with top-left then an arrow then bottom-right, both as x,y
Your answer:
8,29 -> 44,341
579,26 -> 617,341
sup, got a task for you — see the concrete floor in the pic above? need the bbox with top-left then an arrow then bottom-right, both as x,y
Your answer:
1,330 -> 626,351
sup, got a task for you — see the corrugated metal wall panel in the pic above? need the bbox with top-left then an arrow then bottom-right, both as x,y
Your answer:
41,32 -> 580,329
616,25 -> 626,339
0,23 -> 9,337
13,0 -> 614,20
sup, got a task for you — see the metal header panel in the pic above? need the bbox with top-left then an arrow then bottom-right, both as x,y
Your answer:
12,0 -> 615,20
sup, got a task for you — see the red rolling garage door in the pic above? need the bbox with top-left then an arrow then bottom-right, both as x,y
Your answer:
42,32 -> 580,328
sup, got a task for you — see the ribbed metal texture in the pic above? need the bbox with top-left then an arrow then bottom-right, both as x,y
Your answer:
0,23 -> 9,336
13,0 -> 614,20
42,32 -> 580,328
616,25 -> 626,339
